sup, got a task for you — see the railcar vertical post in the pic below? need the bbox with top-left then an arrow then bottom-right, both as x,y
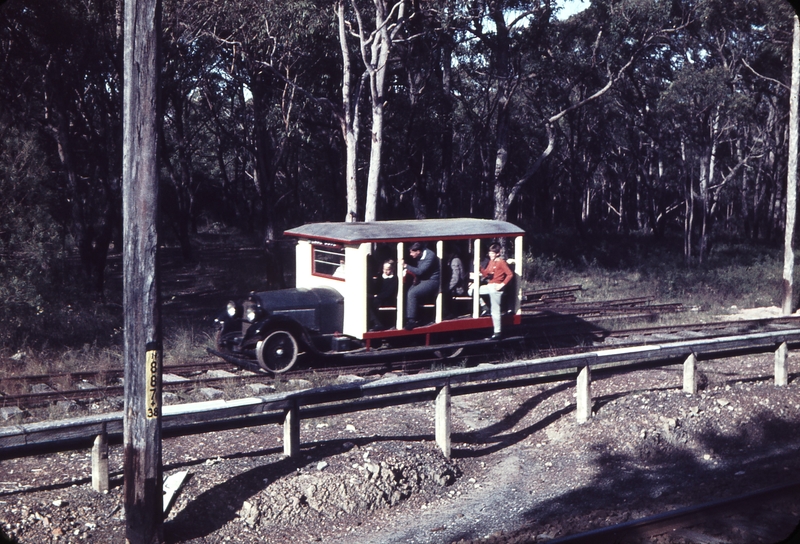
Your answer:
472,239 -> 482,318
514,236 -> 523,316
396,242 -> 405,330
436,240 -> 444,323
122,0 -> 164,541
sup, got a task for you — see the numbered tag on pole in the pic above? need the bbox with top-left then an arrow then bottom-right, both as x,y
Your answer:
145,348 -> 162,419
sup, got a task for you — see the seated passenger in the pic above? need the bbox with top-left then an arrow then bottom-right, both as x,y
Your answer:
369,260 -> 398,331
401,242 -> 440,330
443,249 -> 468,319
332,258 -> 346,278
446,249 -> 467,296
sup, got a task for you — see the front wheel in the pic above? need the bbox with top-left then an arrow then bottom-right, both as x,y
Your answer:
256,330 -> 299,373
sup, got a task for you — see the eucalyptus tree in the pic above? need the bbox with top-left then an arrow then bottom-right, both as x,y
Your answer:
784,14 -> 798,315
450,0 -> 556,222
452,0 -> 691,228
590,5 -> 688,238
0,0 -> 123,296
736,0 -> 797,242
337,0 -> 366,222
160,1 -> 218,262
0,125 -> 63,345
180,0 -> 339,244
657,0 -> 791,264
337,0 -> 409,221
374,0 -> 461,220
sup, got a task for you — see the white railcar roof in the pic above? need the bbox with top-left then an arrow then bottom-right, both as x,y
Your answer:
285,218 -> 524,244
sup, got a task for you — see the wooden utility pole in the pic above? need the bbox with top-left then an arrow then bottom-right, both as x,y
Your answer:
784,14 -> 799,316
122,0 -> 163,542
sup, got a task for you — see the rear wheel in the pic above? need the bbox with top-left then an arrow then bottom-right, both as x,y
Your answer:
256,330 -> 299,373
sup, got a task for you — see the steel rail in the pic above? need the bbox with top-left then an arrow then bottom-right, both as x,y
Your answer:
4,315 -> 800,409
546,480 -> 800,543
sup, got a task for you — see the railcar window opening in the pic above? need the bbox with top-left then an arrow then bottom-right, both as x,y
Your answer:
312,244 -> 346,280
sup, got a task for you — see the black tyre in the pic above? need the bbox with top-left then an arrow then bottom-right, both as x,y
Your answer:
256,330 -> 299,373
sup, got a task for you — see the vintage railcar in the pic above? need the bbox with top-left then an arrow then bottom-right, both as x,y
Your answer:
214,218 -> 525,373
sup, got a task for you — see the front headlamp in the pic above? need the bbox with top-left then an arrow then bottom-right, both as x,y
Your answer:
226,301 -> 239,318
243,300 -> 263,323
246,306 -> 258,322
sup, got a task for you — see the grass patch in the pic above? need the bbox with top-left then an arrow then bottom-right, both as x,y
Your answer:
524,232 -> 786,318
163,325 -> 217,367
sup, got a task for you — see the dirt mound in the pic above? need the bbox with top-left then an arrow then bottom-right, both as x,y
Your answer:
239,450 -> 459,528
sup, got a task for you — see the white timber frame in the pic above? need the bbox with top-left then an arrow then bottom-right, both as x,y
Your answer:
513,235 -> 523,316
436,240 -> 444,323
341,243 -> 371,337
472,239 -> 482,318
296,239 -> 372,338
395,242 -> 405,330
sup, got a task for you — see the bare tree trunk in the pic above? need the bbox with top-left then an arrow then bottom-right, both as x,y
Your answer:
337,0 -> 361,222
699,110 -> 719,264
362,0 -> 404,222
698,152 -> 708,263
365,54 -> 387,222
682,138 -> 694,265
783,15 -> 800,315
253,86 -> 277,242
437,2 -> 454,218
339,0 -> 404,222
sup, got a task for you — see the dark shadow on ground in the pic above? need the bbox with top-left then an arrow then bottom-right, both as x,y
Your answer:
447,406 -> 800,544
452,382 -> 573,458
520,311 -> 609,350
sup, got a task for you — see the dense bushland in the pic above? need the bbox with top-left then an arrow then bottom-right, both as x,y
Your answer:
0,0 -> 798,357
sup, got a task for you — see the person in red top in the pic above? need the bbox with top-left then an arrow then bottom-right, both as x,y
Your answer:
472,242 -> 513,340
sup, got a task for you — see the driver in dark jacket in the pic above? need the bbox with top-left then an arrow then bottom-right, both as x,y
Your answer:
401,242 -> 440,330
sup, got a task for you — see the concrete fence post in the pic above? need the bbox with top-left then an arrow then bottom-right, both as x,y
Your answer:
435,382 -> 451,459
576,366 -> 592,423
775,342 -> 789,386
91,424 -> 109,493
283,402 -> 300,457
683,353 -> 698,395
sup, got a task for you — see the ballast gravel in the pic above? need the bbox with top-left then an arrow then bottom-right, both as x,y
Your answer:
2,351 -> 800,544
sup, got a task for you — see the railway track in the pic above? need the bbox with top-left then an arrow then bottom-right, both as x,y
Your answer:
0,349 -> 479,410
3,290 -> 800,412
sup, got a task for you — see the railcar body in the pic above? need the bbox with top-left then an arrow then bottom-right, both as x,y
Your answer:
214,218 -> 525,373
